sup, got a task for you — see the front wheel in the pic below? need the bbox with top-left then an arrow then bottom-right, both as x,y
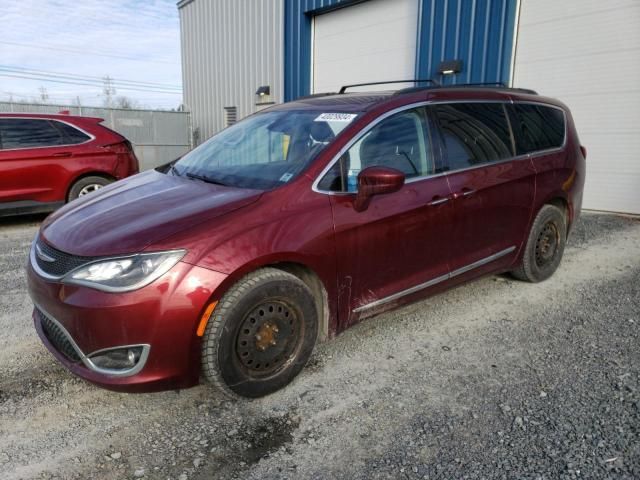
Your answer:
201,268 -> 318,398
512,204 -> 567,282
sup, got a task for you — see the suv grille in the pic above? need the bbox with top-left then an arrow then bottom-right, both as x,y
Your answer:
37,308 -> 81,362
34,240 -> 100,277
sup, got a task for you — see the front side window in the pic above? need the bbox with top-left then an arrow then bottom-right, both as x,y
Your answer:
0,119 -> 65,149
173,110 -> 356,190
511,104 -> 565,154
432,103 -> 514,172
318,107 -> 433,192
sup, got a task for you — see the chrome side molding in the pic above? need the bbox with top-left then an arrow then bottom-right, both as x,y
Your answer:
353,246 -> 516,313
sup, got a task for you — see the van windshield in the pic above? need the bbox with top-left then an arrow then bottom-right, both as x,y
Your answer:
173,110 -> 358,190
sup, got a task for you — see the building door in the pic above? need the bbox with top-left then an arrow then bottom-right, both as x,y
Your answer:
312,0 -> 419,94
513,0 -> 640,214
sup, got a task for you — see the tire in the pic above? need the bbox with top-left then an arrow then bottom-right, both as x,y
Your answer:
68,176 -> 112,201
201,268 -> 318,398
512,204 -> 567,282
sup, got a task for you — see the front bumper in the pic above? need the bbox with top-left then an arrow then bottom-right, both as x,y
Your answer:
27,258 -> 227,392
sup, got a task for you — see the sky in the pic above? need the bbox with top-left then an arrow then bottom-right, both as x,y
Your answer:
0,0 -> 183,109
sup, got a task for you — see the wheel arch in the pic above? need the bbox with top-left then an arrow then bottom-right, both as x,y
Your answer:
206,256 -> 333,343
539,192 -> 571,237
66,171 -> 116,202
269,261 -> 330,343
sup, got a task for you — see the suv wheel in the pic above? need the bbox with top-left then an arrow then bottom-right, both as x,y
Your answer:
201,268 -> 318,398
68,176 -> 112,201
512,204 -> 567,282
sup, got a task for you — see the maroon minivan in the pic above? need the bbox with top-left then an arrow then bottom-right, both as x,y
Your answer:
27,83 -> 585,398
0,113 -> 138,217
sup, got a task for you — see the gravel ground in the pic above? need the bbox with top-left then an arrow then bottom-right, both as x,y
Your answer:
0,211 -> 638,480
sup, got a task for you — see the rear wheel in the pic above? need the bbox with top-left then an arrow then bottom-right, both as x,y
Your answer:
512,204 -> 567,282
68,176 -> 112,201
201,268 -> 318,398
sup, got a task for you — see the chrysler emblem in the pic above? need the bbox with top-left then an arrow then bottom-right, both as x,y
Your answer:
35,244 -> 56,263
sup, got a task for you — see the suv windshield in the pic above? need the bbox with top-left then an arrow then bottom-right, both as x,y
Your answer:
173,110 -> 358,190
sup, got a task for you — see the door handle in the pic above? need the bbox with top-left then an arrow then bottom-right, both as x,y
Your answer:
426,196 -> 450,207
52,152 -> 72,158
453,188 -> 476,199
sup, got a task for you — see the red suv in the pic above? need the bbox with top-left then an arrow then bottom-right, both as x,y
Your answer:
26,84 -> 585,398
0,113 -> 139,217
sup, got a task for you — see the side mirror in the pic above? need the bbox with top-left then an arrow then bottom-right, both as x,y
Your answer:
353,166 -> 405,212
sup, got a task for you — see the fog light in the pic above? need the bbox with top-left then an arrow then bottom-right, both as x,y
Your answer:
89,346 -> 143,370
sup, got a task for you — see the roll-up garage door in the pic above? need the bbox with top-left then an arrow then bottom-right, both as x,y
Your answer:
513,0 -> 640,214
312,0 -> 419,94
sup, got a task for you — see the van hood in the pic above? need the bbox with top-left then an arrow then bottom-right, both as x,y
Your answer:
41,170 -> 263,257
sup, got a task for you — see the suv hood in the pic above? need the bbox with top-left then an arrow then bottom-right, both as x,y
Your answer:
41,170 -> 263,257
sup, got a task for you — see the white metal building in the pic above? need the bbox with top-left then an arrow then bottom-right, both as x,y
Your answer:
513,0 -> 640,214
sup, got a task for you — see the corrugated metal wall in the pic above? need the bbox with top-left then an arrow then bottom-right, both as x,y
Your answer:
179,0 -> 284,143
0,101 -> 191,170
284,0 -> 517,99
284,0 -> 354,101
415,0 -> 518,85
180,0 -> 516,136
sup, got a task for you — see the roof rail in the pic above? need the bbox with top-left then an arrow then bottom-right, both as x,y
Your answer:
394,81 -> 538,95
296,92 -> 339,100
443,82 -> 537,94
339,79 -> 439,94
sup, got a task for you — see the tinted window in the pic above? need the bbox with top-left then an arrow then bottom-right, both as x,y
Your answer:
318,107 -> 433,192
511,104 -> 565,154
52,121 -> 91,144
0,119 -> 64,149
432,103 -> 514,171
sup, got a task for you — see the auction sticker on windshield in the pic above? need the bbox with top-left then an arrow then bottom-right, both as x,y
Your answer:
315,113 -> 358,122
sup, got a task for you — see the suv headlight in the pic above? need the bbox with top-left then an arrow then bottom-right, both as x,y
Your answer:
63,250 -> 185,292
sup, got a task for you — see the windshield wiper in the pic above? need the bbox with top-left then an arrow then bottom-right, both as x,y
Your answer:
184,172 -> 228,187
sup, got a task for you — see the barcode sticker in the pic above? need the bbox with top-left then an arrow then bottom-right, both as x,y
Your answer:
314,113 -> 358,122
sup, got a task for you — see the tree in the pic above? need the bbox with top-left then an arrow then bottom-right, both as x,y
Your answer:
113,95 -> 140,110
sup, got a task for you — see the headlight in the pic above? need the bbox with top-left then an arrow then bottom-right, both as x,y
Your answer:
63,250 -> 185,292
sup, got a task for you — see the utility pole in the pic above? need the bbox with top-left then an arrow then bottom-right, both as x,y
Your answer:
38,86 -> 49,103
102,75 -> 116,108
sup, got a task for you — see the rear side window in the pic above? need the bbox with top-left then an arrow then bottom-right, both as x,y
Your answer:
52,121 -> 91,144
0,119 -> 65,149
510,104 -> 565,154
432,103 -> 514,171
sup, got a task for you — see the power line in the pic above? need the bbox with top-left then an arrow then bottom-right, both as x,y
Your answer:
0,73 -> 182,95
0,65 -> 182,90
0,40 -> 177,65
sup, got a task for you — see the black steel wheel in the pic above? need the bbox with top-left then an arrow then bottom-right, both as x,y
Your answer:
235,300 -> 304,377
512,204 -> 567,282
201,268 -> 318,398
534,221 -> 560,269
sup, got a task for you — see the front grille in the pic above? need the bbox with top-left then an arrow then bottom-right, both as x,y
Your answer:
34,240 -> 100,277
37,308 -> 81,362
